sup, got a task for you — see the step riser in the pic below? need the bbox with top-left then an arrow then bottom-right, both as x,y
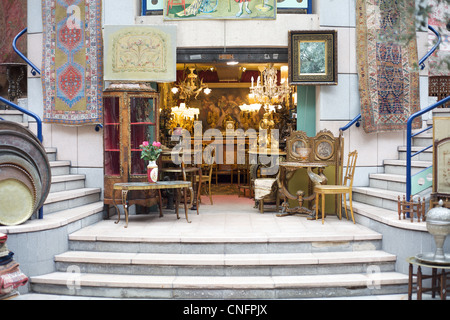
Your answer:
46,152 -> 56,161
50,179 -> 85,193
369,179 -> 405,193
0,114 -> 24,122
398,151 -> 432,162
353,193 -> 398,211
384,165 -> 425,175
55,261 -> 396,277
51,165 -> 70,176
30,283 -> 409,299
412,137 -> 433,147
68,239 -> 383,254
44,193 -> 100,214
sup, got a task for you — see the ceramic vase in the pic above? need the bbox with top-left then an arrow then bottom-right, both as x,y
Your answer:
147,160 -> 158,183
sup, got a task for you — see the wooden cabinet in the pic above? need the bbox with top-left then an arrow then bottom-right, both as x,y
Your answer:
103,87 -> 160,207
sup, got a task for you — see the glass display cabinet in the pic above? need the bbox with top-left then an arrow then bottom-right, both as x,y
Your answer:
103,85 -> 160,210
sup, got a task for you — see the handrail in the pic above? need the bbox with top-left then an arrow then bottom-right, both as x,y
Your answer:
406,95 -> 450,201
13,28 -> 41,76
340,25 -> 441,133
420,25 -> 441,70
0,96 -> 43,143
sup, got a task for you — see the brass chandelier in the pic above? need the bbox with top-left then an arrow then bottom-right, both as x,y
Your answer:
249,64 -> 291,105
171,67 -> 211,100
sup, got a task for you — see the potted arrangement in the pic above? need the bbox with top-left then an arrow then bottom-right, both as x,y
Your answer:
140,141 -> 162,183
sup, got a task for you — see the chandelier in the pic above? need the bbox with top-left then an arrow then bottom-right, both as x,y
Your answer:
171,67 -> 211,100
171,102 -> 199,120
249,64 -> 290,105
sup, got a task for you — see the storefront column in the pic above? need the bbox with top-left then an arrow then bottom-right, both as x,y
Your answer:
296,85 -> 316,136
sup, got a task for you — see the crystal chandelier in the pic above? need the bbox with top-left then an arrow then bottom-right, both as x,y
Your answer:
249,64 -> 291,105
171,67 -> 211,100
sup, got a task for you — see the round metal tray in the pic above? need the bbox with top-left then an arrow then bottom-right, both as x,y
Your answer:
0,120 -> 41,145
0,177 -> 35,226
0,154 -> 43,213
415,252 -> 450,266
0,130 -> 51,210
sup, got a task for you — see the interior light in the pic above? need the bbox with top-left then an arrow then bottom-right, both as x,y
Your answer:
227,61 -> 239,66
204,88 -> 212,95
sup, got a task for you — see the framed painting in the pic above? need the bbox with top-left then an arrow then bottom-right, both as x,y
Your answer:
103,25 -> 177,82
433,117 -> 450,196
288,30 -> 338,85
162,0 -> 276,20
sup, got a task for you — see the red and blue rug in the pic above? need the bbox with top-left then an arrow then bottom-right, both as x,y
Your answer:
41,0 -> 103,124
356,0 -> 422,133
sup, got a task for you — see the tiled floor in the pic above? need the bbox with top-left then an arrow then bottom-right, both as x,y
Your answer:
70,194 -> 381,242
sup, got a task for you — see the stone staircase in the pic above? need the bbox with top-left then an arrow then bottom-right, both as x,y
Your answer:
29,232 -> 410,299
352,130 -> 433,215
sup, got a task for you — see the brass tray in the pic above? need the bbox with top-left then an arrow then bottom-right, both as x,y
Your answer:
0,154 -> 43,214
0,178 -> 35,226
0,130 -> 51,211
415,252 -> 450,266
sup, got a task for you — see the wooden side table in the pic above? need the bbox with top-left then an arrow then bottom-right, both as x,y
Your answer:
407,256 -> 450,300
112,181 -> 192,228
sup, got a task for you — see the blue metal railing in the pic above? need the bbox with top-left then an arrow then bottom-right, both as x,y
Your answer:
13,28 -> 40,76
340,25 -> 442,133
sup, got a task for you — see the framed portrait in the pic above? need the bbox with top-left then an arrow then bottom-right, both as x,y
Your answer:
433,117 -> 450,196
288,30 -> 338,85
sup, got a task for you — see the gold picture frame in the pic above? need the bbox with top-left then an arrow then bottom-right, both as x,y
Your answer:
288,30 -> 338,85
433,117 -> 450,197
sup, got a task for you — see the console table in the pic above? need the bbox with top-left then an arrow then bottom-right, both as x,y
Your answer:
112,181 -> 192,228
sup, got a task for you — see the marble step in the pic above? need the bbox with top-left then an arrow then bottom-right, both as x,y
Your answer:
45,147 -> 57,161
29,271 -> 410,299
49,160 -> 71,176
369,173 -> 407,192
54,250 -> 397,276
0,110 -> 25,122
353,187 -> 404,212
68,229 -> 383,255
43,187 -> 101,215
50,174 -> 86,193
397,146 -> 433,161
383,159 -> 432,175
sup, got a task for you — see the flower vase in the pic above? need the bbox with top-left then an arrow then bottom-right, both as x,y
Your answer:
147,161 -> 158,183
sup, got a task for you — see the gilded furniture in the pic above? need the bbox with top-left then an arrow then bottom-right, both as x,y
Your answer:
407,256 -> 450,300
314,150 -> 358,224
112,181 -> 191,228
103,87 -> 159,214
278,129 -> 343,218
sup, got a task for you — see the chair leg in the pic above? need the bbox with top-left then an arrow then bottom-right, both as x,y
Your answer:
349,192 -> 355,224
338,194 -> 342,220
208,181 -> 213,205
343,193 -> 349,220
315,193 -> 320,221
321,193 -> 325,224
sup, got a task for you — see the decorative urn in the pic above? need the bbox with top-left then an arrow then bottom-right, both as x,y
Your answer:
425,200 -> 450,263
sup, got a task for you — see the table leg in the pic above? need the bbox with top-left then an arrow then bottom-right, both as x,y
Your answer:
158,189 -> 164,218
121,190 -> 129,228
184,186 -> 191,223
113,189 -> 121,225
441,270 -> 447,300
432,268 -> 437,298
175,189 -> 180,220
417,266 -> 423,300
408,263 -> 413,300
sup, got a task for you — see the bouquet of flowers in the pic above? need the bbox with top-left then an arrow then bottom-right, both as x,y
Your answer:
140,141 -> 162,163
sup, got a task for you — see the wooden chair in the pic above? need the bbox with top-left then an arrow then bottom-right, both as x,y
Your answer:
196,146 -> 215,205
314,150 -> 358,224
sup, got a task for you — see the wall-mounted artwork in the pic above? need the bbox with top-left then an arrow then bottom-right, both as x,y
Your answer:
162,0 -> 276,20
433,117 -> 450,196
288,30 -> 338,85
104,25 -> 177,82
141,0 -> 311,14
